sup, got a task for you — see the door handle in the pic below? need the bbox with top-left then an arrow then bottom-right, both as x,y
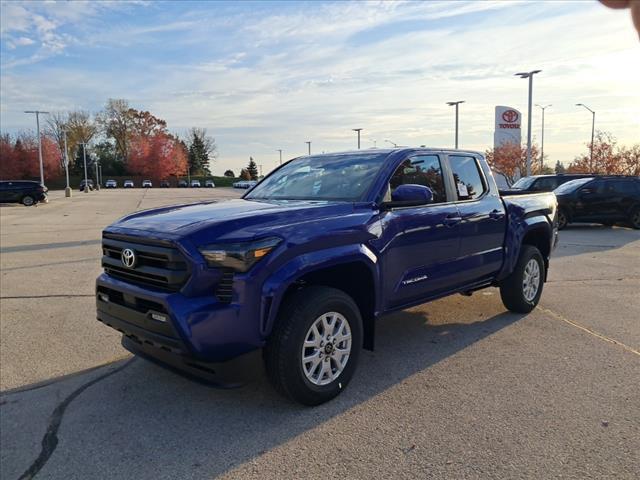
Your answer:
443,214 -> 462,227
489,209 -> 505,220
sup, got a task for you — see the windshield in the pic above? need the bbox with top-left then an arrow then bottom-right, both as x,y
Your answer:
554,177 -> 593,194
245,153 -> 388,201
511,177 -> 536,189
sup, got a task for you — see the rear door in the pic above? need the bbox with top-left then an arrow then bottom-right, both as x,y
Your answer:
447,154 -> 506,284
377,154 -> 462,309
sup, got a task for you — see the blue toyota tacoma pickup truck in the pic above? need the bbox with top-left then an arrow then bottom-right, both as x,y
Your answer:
96,148 -> 557,405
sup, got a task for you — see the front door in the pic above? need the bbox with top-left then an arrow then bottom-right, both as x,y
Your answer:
376,154 -> 462,309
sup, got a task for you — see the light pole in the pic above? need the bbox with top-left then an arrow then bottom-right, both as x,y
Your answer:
576,103 -> 595,172
80,143 -> 89,193
94,158 -> 100,191
277,149 -> 283,165
515,70 -> 542,176
384,139 -> 398,147
536,104 -> 551,173
305,141 -> 311,155
24,110 -> 50,186
63,131 -> 72,197
352,128 -> 363,149
446,101 -> 464,149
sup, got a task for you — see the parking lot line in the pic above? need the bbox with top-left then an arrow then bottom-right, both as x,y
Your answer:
538,306 -> 640,357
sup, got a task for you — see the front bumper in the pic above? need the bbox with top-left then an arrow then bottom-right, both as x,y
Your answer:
96,273 -> 265,364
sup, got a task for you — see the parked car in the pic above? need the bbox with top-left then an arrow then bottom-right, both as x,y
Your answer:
554,176 -> 640,229
0,180 -> 48,206
178,180 -> 188,188
511,174 -> 592,192
160,180 -> 171,188
123,180 -> 134,188
205,180 -> 215,188
142,179 -> 153,188
97,148 -> 557,405
190,180 -> 201,187
233,180 -> 257,189
105,179 -> 118,188
79,179 -> 94,192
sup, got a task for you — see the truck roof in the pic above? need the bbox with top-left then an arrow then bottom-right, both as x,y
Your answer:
300,147 -> 484,158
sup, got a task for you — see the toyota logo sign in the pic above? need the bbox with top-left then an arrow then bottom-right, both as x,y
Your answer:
121,248 -> 137,268
502,109 -> 519,123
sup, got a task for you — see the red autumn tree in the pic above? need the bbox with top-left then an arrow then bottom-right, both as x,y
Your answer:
485,141 -> 541,184
0,132 -> 62,181
567,131 -> 639,175
128,133 -> 188,180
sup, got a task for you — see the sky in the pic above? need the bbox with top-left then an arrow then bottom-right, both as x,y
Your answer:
1,0 -> 639,175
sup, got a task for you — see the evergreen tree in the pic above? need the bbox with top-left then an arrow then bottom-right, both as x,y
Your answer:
187,128 -> 216,176
247,157 -> 258,180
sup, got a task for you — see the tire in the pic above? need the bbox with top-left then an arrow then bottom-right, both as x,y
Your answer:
500,245 -> 545,313
264,286 -> 363,406
22,195 -> 35,206
557,209 -> 568,230
629,207 -> 640,230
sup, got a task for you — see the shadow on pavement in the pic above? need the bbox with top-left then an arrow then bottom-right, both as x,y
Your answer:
1,308 -> 524,479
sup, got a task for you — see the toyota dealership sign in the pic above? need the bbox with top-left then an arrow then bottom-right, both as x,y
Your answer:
494,105 -> 522,148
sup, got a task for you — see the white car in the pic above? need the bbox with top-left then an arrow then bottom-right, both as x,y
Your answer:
205,180 -> 215,188
190,180 -> 201,188
142,179 -> 153,188
123,180 -> 134,188
105,179 -> 117,188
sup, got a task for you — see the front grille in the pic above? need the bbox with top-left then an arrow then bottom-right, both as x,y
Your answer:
215,268 -> 234,303
102,234 -> 189,291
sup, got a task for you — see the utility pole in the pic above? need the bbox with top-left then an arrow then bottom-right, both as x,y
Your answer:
305,141 -> 311,155
515,70 -> 542,176
352,128 -> 363,149
576,103 -> 596,173
24,110 -> 50,186
446,101 -> 464,149
258,164 -> 263,177
63,131 -> 72,197
536,104 -> 551,173
277,149 -> 283,165
80,143 -> 89,193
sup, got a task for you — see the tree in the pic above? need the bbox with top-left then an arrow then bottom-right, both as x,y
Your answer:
567,131 -> 638,175
554,160 -> 566,174
485,142 -> 541,184
246,157 -> 258,180
93,141 -> 125,176
0,132 -> 61,181
224,169 -> 235,177
0,133 -> 19,179
128,133 -> 188,180
187,128 -> 216,176
240,168 -> 251,180
97,99 -> 134,162
130,110 -> 167,138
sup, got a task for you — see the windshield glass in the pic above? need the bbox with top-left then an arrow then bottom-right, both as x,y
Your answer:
511,177 -> 536,189
554,177 -> 593,194
246,153 -> 388,201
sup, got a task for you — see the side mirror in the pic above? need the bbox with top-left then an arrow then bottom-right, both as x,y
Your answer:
383,184 -> 433,208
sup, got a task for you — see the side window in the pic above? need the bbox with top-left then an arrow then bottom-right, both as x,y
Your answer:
534,177 -> 557,191
449,155 -> 487,201
612,181 -> 638,195
389,155 -> 446,203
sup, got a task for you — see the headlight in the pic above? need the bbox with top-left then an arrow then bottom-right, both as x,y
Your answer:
199,237 -> 282,272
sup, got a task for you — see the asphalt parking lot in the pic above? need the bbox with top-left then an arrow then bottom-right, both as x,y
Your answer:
1,189 -> 639,479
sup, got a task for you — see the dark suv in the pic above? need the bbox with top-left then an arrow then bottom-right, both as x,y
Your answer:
0,180 -> 48,206
554,176 -> 640,229
511,174 -> 593,192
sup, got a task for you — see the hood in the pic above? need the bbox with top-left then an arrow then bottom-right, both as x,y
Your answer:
106,198 -> 357,242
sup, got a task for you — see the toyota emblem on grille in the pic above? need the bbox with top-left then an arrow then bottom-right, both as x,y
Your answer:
121,248 -> 137,268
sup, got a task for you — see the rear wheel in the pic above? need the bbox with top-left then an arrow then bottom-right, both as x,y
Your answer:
21,195 -> 35,206
629,208 -> 640,230
500,245 -> 545,313
557,209 -> 568,230
264,286 -> 362,406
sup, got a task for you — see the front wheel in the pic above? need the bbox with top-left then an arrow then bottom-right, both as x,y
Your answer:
22,195 -> 35,206
557,209 -> 568,230
500,245 -> 545,313
264,286 -> 362,406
